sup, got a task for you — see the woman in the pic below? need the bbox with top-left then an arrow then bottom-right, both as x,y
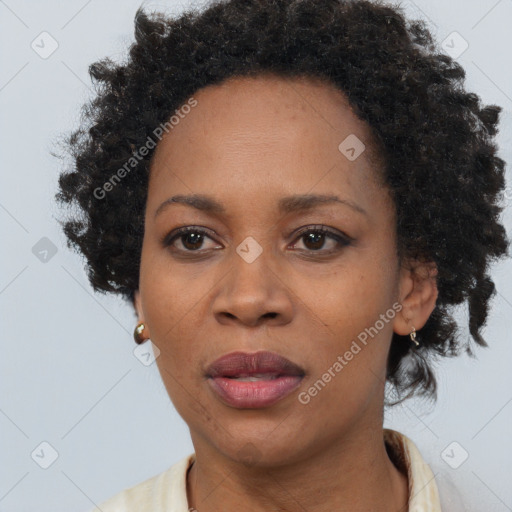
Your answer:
55,0 -> 509,510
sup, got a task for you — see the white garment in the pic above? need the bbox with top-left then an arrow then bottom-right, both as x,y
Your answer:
91,428 -> 458,511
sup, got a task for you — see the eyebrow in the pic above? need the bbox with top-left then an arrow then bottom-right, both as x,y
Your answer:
154,193 -> 367,218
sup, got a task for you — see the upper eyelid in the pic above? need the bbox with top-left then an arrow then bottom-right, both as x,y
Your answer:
161,225 -> 218,245
292,224 -> 352,241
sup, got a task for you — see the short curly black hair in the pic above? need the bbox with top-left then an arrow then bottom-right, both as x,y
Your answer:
55,0 -> 509,401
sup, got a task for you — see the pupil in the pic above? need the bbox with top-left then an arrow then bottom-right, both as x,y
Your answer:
305,232 -> 324,250
183,232 -> 203,250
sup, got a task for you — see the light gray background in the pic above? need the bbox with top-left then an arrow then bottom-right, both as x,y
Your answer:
1,0 -> 511,510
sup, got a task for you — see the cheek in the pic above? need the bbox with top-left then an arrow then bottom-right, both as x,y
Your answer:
289,252 -> 398,399
294,292 -> 395,433
139,247 -> 201,372
290,248 -> 397,338
139,238 -> 205,332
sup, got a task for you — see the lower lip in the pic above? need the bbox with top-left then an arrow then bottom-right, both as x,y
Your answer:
207,375 -> 304,408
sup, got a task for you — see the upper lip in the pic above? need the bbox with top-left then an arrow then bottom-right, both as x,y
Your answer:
206,351 -> 305,378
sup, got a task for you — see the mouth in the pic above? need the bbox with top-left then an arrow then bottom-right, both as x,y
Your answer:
205,351 -> 305,409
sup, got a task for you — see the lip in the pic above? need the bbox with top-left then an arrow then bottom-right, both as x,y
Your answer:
206,351 -> 305,409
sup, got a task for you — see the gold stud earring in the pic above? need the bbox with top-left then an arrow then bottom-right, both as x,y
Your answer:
409,326 -> 419,346
134,322 -> 148,344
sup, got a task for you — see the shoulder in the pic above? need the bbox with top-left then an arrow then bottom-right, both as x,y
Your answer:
88,453 -> 195,512
384,428 -> 468,512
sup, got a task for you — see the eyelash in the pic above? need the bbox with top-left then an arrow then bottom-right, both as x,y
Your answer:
161,225 -> 352,256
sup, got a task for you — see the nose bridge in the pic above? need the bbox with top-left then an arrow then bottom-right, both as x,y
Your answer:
213,235 -> 292,326
234,237 -> 271,290
227,235 -> 276,301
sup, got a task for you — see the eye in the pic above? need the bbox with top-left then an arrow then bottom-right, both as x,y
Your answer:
161,224 -> 352,256
289,225 -> 352,254
161,226 -> 221,253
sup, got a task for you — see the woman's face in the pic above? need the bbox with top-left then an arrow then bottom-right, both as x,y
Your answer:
135,74 -> 425,465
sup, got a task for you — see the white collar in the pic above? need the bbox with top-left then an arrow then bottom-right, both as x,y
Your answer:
95,428 -> 446,511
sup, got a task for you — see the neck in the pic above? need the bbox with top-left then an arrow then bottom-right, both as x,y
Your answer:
186,425 -> 409,512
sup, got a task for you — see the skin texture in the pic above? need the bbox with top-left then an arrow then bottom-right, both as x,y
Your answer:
133,74 -> 438,511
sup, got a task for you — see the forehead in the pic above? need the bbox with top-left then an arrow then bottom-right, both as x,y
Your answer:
153,74 -> 382,158
147,73 -> 388,213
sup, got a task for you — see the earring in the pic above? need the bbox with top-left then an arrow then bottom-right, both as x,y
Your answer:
134,322 -> 148,344
409,326 -> 419,346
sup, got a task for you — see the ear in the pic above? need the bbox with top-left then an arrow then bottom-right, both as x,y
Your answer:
133,290 -> 143,319
133,290 -> 151,339
393,259 -> 438,336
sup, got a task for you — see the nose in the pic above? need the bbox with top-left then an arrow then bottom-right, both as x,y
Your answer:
212,245 -> 294,328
